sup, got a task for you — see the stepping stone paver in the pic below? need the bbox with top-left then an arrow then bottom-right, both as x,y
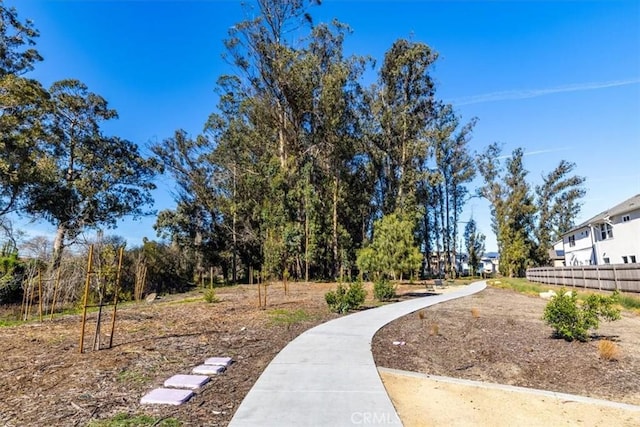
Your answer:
204,356 -> 233,367
193,364 -> 226,375
164,374 -> 210,389
140,388 -> 193,405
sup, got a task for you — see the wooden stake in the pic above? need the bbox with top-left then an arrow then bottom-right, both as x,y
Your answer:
20,276 -> 28,321
79,245 -> 94,354
263,282 -> 268,308
50,268 -> 61,320
38,270 -> 43,322
257,272 -> 262,308
26,276 -> 35,320
108,247 -> 124,348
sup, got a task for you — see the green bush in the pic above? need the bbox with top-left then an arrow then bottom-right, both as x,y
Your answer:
373,277 -> 396,301
203,288 -> 219,303
325,281 -> 367,314
542,289 -> 621,342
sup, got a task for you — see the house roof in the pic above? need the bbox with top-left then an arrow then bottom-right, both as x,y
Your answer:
480,252 -> 499,262
566,193 -> 640,234
548,248 -> 564,260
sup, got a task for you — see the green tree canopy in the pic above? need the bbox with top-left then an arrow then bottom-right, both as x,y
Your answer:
356,211 -> 422,280
477,143 -> 585,276
464,218 -> 485,275
0,3 -> 50,218
26,79 -> 159,270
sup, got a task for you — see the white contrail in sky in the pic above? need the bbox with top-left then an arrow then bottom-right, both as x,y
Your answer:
523,147 -> 572,156
453,78 -> 640,106
496,146 -> 572,159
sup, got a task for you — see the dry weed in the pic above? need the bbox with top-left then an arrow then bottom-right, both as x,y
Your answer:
429,323 -> 439,336
598,339 -> 621,361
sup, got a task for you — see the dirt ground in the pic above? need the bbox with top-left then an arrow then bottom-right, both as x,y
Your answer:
373,286 -> 640,406
0,281 -> 639,426
0,282 -> 342,427
374,285 -> 640,426
378,368 -> 640,427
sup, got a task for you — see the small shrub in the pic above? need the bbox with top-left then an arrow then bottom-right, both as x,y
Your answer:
543,289 -> 621,342
373,277 -> 396,301
470,307 -> 480,318
325,281 -> 367,314
597,340 -> 621,361
203,288 -> 220,303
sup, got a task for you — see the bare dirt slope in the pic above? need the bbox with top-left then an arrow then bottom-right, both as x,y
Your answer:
0,282 -> 341,427
373,286 -> 640,405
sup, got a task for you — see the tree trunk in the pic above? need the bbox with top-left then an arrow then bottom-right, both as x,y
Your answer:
305,205 -> 309,284
194,229 -> 203,284
278,102 -> 286,170
438,184 -> 445,277
232,165 -> 237,284
451,190 -> 459,279
444,179 -> 452,278
50,224 -> 67,272
423,211 -> 432,277
332,176 -> 340,279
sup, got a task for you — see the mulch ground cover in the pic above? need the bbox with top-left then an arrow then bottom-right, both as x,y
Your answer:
1,282 -> 639,427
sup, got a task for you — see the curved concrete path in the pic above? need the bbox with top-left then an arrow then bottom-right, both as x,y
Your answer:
228,281 -> 487,426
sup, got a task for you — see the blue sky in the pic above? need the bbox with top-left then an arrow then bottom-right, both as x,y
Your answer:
8,0 -> 640,252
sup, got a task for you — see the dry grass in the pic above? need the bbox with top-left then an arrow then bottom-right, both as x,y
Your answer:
597,339 -> 621,361
470,307 -> 480,318
429,323 -> 439,336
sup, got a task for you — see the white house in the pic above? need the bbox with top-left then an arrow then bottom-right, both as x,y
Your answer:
561,193 -> 640,266
480,252 -> 500,275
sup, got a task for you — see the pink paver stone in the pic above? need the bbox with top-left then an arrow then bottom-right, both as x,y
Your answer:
140,388 -> 193,405
204,356 -> 233,367
163,374 -> 210,389
192,364 -> 226,375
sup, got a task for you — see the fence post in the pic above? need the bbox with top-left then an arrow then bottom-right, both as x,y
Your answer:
612,264 -> 619,291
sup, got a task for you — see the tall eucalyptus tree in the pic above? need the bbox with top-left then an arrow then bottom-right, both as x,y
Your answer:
27,80 -> 158,270
429,104 -> 476,276
151,130 -> 224,280
367,39 -> 438,217
534,161 -> 586,265
0,3 -> 49,219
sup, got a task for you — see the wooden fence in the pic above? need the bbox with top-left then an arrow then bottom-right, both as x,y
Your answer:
526,264 -> 640,293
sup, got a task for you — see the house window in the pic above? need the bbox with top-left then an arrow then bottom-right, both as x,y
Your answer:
603,257 -> 610,264
631,255 -> 637,264
622,215 -> 630,222
622,256 -> 628,264
599,223 -> 613,240
568,235 -> 575,247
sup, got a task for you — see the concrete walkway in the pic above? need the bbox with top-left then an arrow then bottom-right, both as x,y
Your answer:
228,281 -> 487,427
